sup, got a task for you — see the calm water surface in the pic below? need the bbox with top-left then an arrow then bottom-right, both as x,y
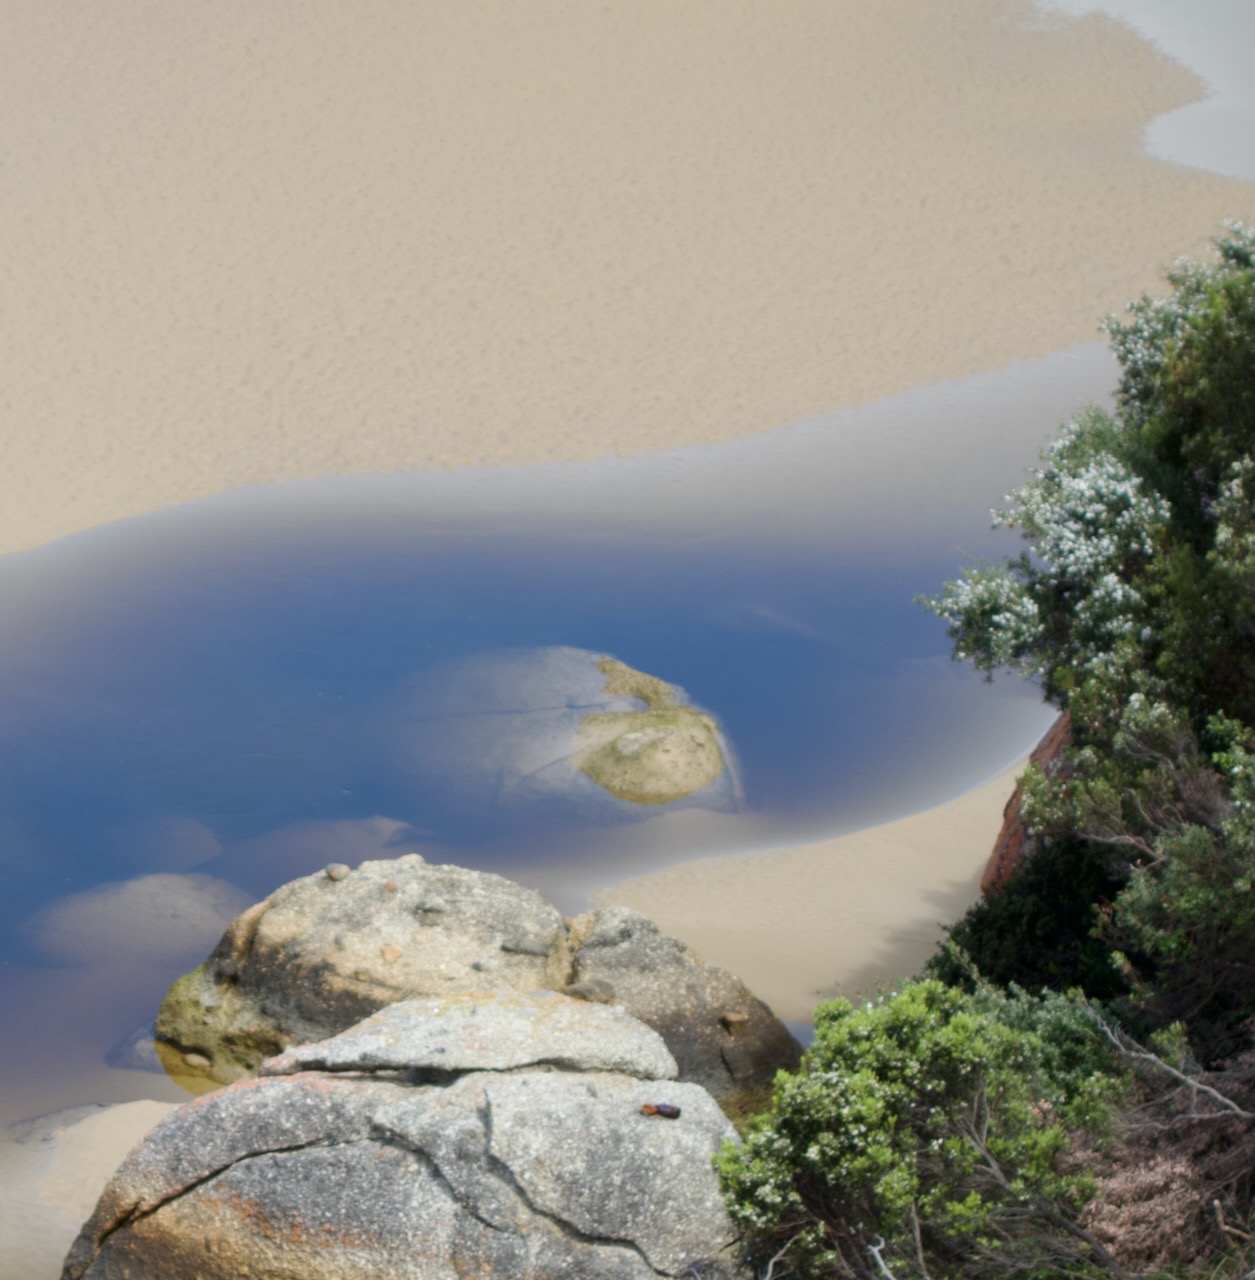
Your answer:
0,511 -> 1045,937
0,348 -> 1110,1145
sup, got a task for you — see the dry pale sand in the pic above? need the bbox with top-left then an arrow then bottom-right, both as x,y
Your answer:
0,1101 -> 178,1280
1,0 -> 1248,559
597,760 -> 1027,1022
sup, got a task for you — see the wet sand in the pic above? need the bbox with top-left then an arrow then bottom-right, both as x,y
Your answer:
597,760 -> 1027,1021
0,1 -> 1251,1273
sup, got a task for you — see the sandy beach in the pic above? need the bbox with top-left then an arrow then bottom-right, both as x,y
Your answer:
1,0 -> 1252,1271
2,0 -> 1247,560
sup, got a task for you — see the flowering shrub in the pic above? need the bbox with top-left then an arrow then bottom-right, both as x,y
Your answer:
716,982 -> 1122,1279
922,226 -> 1255,1062
925,223 -> 1254,732
726,229 -> 1254,1279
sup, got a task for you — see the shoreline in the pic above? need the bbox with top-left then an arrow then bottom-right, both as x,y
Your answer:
1,0 -> 1248,560
596,758 -> 1029,1022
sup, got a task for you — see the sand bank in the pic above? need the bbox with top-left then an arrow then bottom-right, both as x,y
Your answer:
597,760 -> 1027,1021
1,0 -> 1248,559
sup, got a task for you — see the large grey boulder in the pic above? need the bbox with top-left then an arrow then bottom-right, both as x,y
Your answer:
64,993 -> 747,1280
156,855 -> 801,1115
566,906 -> 800,1120
156,856 -> 570,1077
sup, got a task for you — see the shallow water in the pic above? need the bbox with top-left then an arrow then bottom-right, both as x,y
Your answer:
1035,0 -> 1255,180
0,348 -> 1113,963
0,518 -> 1042,926
0,347 -> 1108,1146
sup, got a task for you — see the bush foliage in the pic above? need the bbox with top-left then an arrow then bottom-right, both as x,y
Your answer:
924,223 -> 1255,1064
717,981 -> 1122,1279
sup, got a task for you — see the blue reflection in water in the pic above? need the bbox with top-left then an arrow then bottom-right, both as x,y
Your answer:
3,343 -> 1120,961
0,496 -> 1049,952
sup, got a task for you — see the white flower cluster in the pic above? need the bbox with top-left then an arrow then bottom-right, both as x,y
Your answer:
1004,426 -> 1170,582
1213,457 -> 1255,572
937,565 -> 1043,670
996,427 -> 1171,664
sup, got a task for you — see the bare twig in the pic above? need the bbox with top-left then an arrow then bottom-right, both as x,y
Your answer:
957,1111 -> 1137,1279
866,1236 -> 899,1280
1078,829 -> 1162,864
1213,1198 -> 1255,1243
1084,1007 -> 1254,1119
760,1232 -> 802,1280
908,1203 -> 933,1280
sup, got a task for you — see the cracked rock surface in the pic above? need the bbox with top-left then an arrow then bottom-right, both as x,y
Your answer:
155,857 -> 801,1114
63,993 -> 748,1280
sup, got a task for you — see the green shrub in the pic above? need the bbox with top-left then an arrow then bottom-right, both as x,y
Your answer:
716,981 -> 1124,1279
927,836 -> 1130,1002
921,224 -> 1255,1064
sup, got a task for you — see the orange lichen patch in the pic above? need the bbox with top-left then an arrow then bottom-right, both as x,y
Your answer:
212,1185 -> 383,1250
286,1073 -> 349,1094
980,712 -> 1072,896
381,943 -> 403,966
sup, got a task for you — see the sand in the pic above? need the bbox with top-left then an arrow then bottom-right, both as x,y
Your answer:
0,2 -> 1252,1272
1,0 -> 1248,560
0,1100 -> 178,1280
597,760 -> 1027,1022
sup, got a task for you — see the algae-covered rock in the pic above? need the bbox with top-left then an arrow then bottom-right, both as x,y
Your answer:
153,856 -> 568,1085
575,658 -> 727,803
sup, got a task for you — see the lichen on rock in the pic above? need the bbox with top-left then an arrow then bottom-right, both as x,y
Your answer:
572,658 -> 724,804
153,857 -> 801,1116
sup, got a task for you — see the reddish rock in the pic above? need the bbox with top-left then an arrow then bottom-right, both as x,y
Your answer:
981,712 -> 1072,896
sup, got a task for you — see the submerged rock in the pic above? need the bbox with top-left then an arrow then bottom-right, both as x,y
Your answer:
154,856 -> 801,1114
64,993 -> 748,1280
390,646 -> 743,820
574,657 -> 727,804
19,873 -> 252,967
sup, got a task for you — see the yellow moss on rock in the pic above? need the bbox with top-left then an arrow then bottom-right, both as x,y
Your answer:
575,659 -> 726,804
